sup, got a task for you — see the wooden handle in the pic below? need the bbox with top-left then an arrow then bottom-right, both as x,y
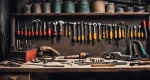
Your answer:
64,55 -> 79,59
91,64 -> 115,67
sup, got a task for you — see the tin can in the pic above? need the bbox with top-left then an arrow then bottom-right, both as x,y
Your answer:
115,7 -> 124,13
63,0 -> 75,13
32,3 -> 42,13
91,0 -> 105,13
52,0 -> 62,13
24,5 -> 31,13
42,3 -> 51,13
105,3 -> 115,13
77,0 -> 90,13
124,7 -> 134,12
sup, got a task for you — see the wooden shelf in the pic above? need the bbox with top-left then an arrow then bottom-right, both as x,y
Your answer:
11,12 -> 150,17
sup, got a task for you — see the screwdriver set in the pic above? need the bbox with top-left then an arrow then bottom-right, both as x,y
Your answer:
15,19 -> 148,48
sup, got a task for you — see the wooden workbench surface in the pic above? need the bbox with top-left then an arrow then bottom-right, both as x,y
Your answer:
0,57 -> 150,73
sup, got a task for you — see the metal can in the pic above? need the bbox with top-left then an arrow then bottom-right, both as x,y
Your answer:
52,0 -> 62,13
91,0 -> 105,13
77,0 -> 90,13
115,7 -> 124,13
105,3 -> 115,13
63,0 -> 75,13
32,3 -> 42,13
124,7 -> 134,12
135,6 -> 145,12
42,3 -> 51,13
24,5 -> 31,13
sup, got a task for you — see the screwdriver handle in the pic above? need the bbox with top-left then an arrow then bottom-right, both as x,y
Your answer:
43,30 -> 46,37
122,29 -> 125,38
39,31 -> 42,37
17,31 -> 20,36
143,20 -> 147,39
28,30 -> 31,37
118,28 -> 121,39
59,30 -> 63,36
35,30 -> 38,36
48,28 -> 51,36
89,33 -> 92,41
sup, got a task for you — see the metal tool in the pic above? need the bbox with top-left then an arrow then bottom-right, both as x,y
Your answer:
98,23 -> 102,41
133,40 -> 149,58
26,64 -> 64,67
24,22 -> 27,37
102,24 -> 105,39
114,24 -> 117,40
77,22 -> 80,42
16,21 -> 20,37
133,26 -> 137,39
130,26 -> 133,39
68,22 -> 71,37
109,24 -> 113,44
28,26 -> 31,38
105,24 -> 109,41
64,22 -> 68,37
31,25 -> 34,37
93,23 -> 97,45
58,20 -> 64,37
84,22 -> 88,43
143,20 -> 148,39
137,25 -> 141,40
118,24 -> 121,39
39,23 -> 42,37
32,19 -> 41,37
64,52 -> 89,59
88,22 -> 92,43
125,25 -> 129,42
121,22 -> 125,39
70,22 -> 77,45
43,22 -> 47,37
81,21 -> 84,43
53,21 -> 58,37
48,22 -> 51,37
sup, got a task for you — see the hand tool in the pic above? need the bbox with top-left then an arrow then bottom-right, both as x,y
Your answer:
148,15 -> 150,32
25,63 -> 64,67
68,22 -> 71,37
77,22 -> 80,42
58,20 -> 64,37
102,24 -> 105,39
118,24 -> 121,39
133,26 -> 137,39
105,24 -> 109,41
48,22 -> 51,37
31,25 -> 34,37
39,23 -> 42,37
125,25 -> 129,42
28,26 -> 31,38
43,22 -> 47,37
130,61 -> 150,66
16,21 -> 20,37
98,23 -> 102,41
53,21 -> 58,37
88,22 -> 92,43
64,52 -> 89,59
133,40 -> 149,58
143,20 -> 148,39
70,22 -> 77,45
32,19 -> 41,37
138,25 -> 141,40
93,23 -> 97,45
121,22 -> 125,39
21,27 -> 24,37
114,24 -> 117,40
24,22 -> 28,37
84,22 -> 88,43
64,22 -> 68,37
81,21 -> 84,43
133,44 -> 139,57
109,24 -> 113,44
130,26 -> 133,39
124,26 -> 127,39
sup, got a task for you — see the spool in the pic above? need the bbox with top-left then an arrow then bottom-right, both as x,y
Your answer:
91,0 -> 105,13
52,0 -> 62,13
63,0 -> 75,13
115,7 -> 124,13
124,7 -> 134,12
105,2 -> 115,13
77,0 -> 90,13
42,3 -> 51,13
32,3 -> 42,13
24,5 -> 31,13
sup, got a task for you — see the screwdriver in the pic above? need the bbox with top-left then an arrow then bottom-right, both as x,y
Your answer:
109,24 -> 113,44
21,27 -> 24,38
28,26 -> 31,38
102,24 -> 105,39
88,22 -> 92,43
43,22 -> 47,37
53,21 -> 58,37
77,22 -> 80,42
48,22 -> 51,37
81,21 -> 84,42
16,21 -> 20,37
121,22 -> 125,39
118,25 -> 121,39
114,24 -> 117,40
143,20 -> 147,39
125,25 -> 129,42
31,25 -> 34,37
70,22 -> 77,45
84,22 -> 88,43
98,23 -> 101,41
137,25 -> 141,40
68,22 -> 71,37
24,22 -> 28,37
130,26 -> 133,39
105,24 -> 109,41
58,20 -> 64,37
93,23 -> 97,45
39,23 -> 42,37
32,19 -> 41,37
133,26 -> 137,39
64,22 -> 68,37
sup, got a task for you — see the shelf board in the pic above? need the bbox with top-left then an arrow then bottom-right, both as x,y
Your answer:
11,12 -> 150,17
108,0 -> 146,5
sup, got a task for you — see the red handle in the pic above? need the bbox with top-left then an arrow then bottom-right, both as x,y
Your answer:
17,31 -> 20,35
48,28 -> 51,36
28,31 -> 31,37
24,31 -> 27,36
32,31 -> 34,36
21,31 -> 24,35
35,30 -> 38,36
143,20 -> 146,28
43,31 -> 46,36
59,31 -> 63,36
148,21 -> 150,28
39,31 -> 42,37
53,31 -> 57,36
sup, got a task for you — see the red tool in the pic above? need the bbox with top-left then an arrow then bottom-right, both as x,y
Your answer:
28,26 -> 31,37
58,20 -> 64,37
31,25 -> 34,37
24,22 -> 28,37
48,22 -> 51,37
53,21 -> 58,37
43,22 -> 47,37
32,19 -> 41,37
16,21 -> 20,37
143,20 -> 147,39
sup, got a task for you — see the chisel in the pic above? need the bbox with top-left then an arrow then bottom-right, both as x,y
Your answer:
81,21 -> 84,43
121,22 -> 125,39
130,26 -> 133,39
106,24 -> 109,41
98,23 -> 102,41
88,22 -> 92,43
109,24 -> 113,44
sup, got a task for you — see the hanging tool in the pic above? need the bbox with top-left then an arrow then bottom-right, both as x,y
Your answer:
118,24 -> 121,39
125,25 -> 129,42
98,23 -> 101,41
53,21 -> 58,37
32,19 -> 41,37
105,24 -> 109,41
81,21 -> 84,43
16,21 -> 20,37
133,26 -> 137,39
138,25 -> 141,40
70,22 -> 77,45
31,25 -> 34,37
88,22 -> 92,43
77,22 -> 80,42
64,22 -> 68,37
28,26 -> 31,38
84,22 -> 88,43
114,24 -> 117,40
93,23 -> 97,45
148,15 -> 150,32
39,23 -> 42,37
109,24 -> 113,44
130,26 -> 133,39
68,22 -> 71,37
102,24 -> 105,39
120,22 -> 125,39
143,20 -> 148,39
24,22 -> 28,37
133,44 -> 139,57
21,28 -> 24,38
58,20 -> 64,37
48,22 -> 51,37
133,40 -> 149,58
43,22 -> 47,37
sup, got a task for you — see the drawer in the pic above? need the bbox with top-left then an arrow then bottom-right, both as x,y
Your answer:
0,73 -> 30,80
